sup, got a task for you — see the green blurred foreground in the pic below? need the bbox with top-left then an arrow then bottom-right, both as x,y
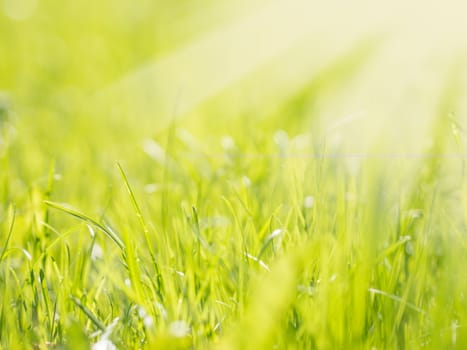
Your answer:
2,0 -> 467,349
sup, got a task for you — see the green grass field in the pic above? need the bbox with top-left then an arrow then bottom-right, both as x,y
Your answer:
2,1 -> 467,349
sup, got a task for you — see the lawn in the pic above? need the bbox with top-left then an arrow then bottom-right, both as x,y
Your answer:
1,1 -> 467,349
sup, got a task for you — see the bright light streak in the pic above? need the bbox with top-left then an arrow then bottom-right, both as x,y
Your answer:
97,0 -> 467,152
98,0 -> 385,122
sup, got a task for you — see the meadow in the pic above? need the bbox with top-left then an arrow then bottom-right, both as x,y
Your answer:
1,1 -> 467,349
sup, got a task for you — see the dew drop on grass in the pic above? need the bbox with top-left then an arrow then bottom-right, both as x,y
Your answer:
169,320 -> 190,338
138,306 -> 154,328
91,339 -> 117,350
156,303 -> 168,320
138,306 -> 147,318
406,209 -> 423,219
304,196 -> 315,209
144,183 -> 159,194
221,135 -> 235,150
143,315 -> 154,328
242,176 -> 251,187
22,249 -> 32,261
91,317 -> 119,350
88,225 -> 96,238
273,130 -> 288,147
142,138 -> 166,163
91,244 -> 103,260
268,229 -> 283,240
452,320 -> 459,346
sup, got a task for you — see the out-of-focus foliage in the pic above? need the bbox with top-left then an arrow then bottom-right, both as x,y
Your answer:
1,0 -> 467,349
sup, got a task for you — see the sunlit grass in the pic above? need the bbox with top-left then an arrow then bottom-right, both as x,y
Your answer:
2,0 -> 467,349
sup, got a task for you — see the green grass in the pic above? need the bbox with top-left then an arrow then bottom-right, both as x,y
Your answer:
2,1 -> 467,349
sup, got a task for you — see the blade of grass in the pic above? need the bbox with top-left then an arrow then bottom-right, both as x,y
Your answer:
116,163 -> 163,295
368,288 -> 425,314
116,163 -> 156,260
0,205 -> 15,262
70,296 -> 106,331
44,201 -> 125,251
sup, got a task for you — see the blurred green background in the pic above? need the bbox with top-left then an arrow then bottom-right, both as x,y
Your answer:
2,0 -> 467,159
2,0 -> 467,166
2,0 -> 467,280
2,1 -> 467,348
